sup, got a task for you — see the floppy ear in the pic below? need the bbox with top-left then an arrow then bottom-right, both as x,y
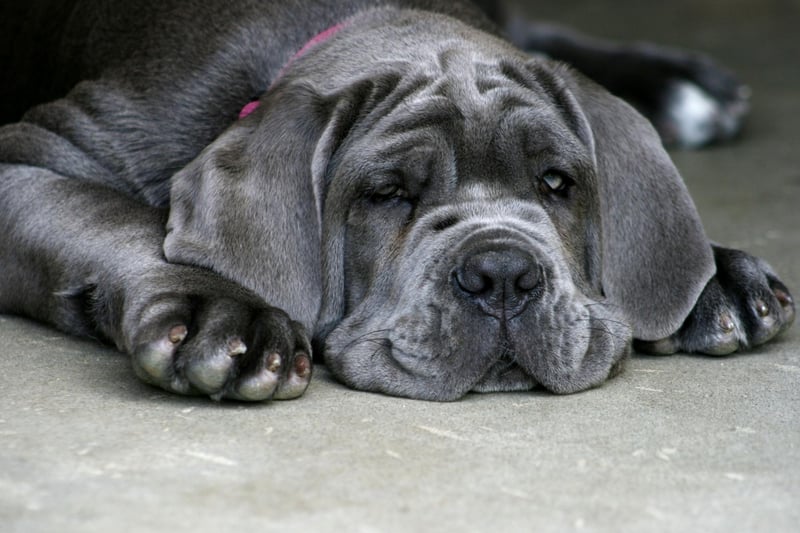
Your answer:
562,68 -> 716,340
163,81 -> 353,332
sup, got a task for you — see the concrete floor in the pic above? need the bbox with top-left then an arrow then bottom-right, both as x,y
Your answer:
1,1 -> 798,532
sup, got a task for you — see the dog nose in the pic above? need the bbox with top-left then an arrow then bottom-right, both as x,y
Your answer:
454,248 -> 541,318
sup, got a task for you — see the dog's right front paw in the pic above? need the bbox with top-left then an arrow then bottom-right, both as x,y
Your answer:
129,292 -> 312,401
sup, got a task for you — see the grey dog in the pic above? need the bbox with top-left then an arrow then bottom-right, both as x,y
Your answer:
0,0 -> 794,401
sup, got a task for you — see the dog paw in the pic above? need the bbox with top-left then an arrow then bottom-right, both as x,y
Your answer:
654,76 -> 749,148
128,281 -> 312,401
636,246 -> 795,355
618,46 -> 750,148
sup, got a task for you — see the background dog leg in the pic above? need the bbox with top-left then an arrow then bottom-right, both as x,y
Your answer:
503,17 -> 749,147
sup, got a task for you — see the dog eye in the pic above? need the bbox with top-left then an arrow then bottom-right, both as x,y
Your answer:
539,171 -> 573,196
370,184 -> 409,202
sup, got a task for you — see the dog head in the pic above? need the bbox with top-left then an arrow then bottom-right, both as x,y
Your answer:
165,10 -> 714,400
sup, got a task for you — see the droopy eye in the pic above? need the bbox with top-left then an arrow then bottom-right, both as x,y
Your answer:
539,171 -> 573,196
370,184 -> 409,202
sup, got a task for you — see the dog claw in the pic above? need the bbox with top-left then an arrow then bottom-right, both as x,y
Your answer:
719,313 -> 735,333
228,338 -> 247,357
773,288 -> 795,332
168,325 -> 188,344
266,352 -> 282,373
775,288 -> 793,308
294,353 -> 312,379
274,353 -> 312,400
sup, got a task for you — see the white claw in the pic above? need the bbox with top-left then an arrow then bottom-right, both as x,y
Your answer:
228,338 -> 247,357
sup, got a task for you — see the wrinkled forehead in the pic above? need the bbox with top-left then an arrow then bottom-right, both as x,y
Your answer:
404,55 -> 583,137
345,54 -> 594,178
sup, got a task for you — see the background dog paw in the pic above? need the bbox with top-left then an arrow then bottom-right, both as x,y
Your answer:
127,275 -> 312,401
619,46 -> 750,148
636,246 -> 795,355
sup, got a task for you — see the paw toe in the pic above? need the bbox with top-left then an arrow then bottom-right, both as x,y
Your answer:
633,336 -> 679,355
736,279 -> 795,347
698,311 -> 740,355
132,324 -> 187,388
230,350 -> 313,401
231,372 -> 280,401
773,284 -> 796,332
274,352 -> 312,400
184,338 -> 242,393
228,352 -> 283,401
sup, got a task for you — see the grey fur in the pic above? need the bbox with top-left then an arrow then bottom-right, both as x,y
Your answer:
0,0 -> 794,401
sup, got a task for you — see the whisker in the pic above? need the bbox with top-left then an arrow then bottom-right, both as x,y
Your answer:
331,328 -> 393,360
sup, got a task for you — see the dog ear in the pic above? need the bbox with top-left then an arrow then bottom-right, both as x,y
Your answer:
163,81 -> 356,332
562,68 -> 716,341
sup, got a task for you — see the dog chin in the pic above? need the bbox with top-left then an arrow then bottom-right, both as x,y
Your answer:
470,360 -> 540,393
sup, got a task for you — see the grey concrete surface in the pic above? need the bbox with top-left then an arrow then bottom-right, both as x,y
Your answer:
1,1 -> 798,532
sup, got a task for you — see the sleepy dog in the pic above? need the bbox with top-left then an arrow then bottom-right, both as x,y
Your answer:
0,0 -> 794,401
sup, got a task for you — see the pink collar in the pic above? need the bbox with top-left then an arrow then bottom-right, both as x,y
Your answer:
239,23 -> 347,119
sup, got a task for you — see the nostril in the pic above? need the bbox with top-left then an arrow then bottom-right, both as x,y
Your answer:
454,267 -> 492,295
516,267 -> 540,293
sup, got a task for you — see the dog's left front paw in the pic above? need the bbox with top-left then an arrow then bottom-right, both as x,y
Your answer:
636,246 -> 795,355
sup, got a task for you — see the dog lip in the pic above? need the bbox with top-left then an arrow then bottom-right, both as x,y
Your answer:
471,358 -> 539,393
